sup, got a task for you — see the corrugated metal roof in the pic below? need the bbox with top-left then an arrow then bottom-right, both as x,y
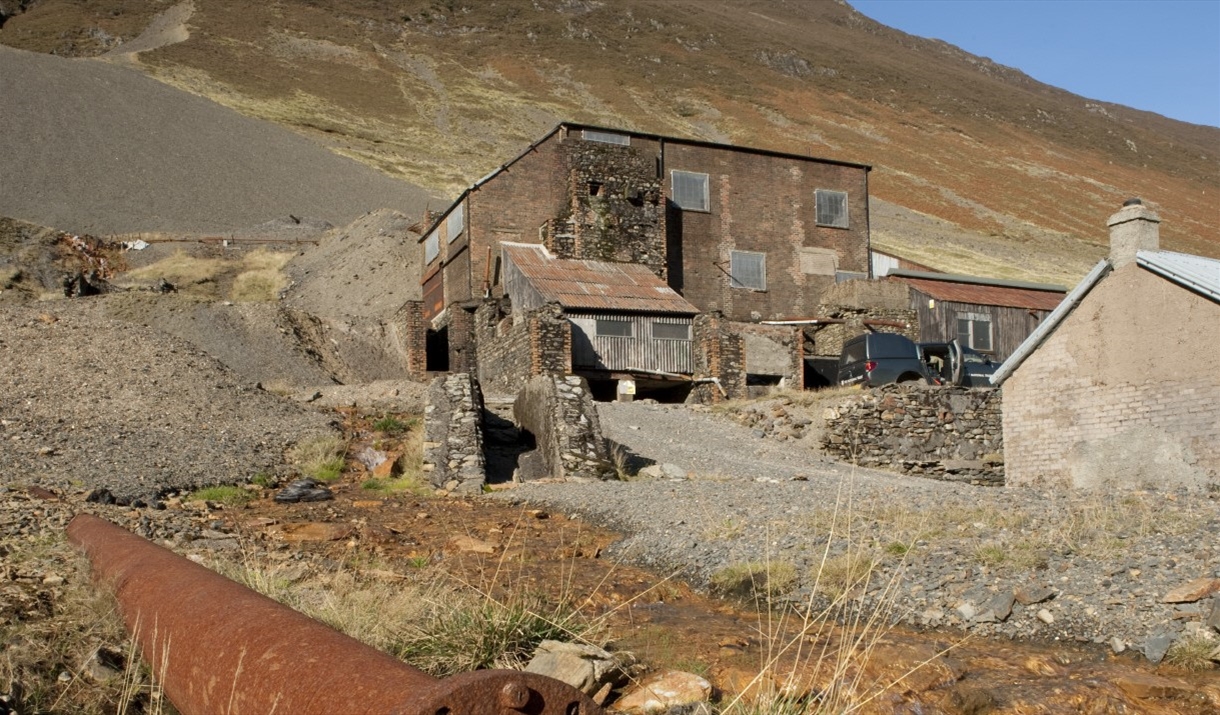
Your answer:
893,275 -> 1066,311
502,243 -> 698,314
1137,250 -> 1220,302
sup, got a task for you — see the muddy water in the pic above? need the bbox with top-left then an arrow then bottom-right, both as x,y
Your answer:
247,491 -> 1220,714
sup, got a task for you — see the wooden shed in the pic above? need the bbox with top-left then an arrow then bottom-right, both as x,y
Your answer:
886,270 -> 1066,362
501,243 -> 699,375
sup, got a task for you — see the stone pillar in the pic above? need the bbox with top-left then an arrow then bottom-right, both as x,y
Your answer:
1108,198 -> 1160,269
395,301 -> 427,381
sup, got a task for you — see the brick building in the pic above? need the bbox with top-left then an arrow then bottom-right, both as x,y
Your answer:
416,122 -> 871,394
993,200 -> 1220,490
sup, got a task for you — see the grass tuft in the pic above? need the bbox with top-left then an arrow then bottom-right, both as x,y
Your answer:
1164,634 -> 1218,672
711,561 -> 798,602
187,485 -> 253,506
288,434 -> 347,482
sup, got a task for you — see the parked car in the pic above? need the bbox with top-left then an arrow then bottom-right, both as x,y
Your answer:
837,333 -> 932,387
918,341 -> 999,387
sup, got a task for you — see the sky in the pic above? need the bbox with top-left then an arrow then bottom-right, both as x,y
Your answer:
850,0 -> 1220,127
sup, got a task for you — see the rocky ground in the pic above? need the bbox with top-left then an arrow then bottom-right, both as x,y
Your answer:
505,399 -> 1220,667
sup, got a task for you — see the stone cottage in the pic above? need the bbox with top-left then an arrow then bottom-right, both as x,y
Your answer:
992,199 -> 1220,490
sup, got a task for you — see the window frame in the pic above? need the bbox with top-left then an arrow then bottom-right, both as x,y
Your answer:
446,203 -> 464,243
651,322 -> 691,341
582,129 -> 631,146
671,170 -> 710,212
956,312 -> 994,353
424,230 -> 439,264
729,250 -> 767,291
595,318 -> 634,338
815,189 -> 849,229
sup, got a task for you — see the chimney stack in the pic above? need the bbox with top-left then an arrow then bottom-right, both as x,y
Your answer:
1107,197 -> 1160,268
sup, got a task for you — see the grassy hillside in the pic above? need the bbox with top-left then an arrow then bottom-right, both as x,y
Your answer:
2,0 -> 1216,283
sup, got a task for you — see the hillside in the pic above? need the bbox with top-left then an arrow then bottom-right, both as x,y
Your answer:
1,0 -> 1216,284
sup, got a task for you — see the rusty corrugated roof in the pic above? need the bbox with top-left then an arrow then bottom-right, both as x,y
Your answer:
896,275 -> 1065,311
503,243 -> 698,314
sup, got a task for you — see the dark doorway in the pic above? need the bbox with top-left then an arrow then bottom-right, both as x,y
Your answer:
425,327 -> 449,372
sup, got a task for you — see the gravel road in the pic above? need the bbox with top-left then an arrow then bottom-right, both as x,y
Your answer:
504,400 -> 1220,663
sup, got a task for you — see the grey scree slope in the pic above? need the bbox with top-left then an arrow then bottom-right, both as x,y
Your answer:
0,45 -> 436,235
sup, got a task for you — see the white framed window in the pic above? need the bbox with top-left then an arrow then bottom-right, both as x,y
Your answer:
671,170 -> 710,212
596,318 -> 633,337
957,312 -> 993,352
447,203 -> 464,242
652,322 -> 690,340
582,129 -> 630,146
424,230 -> 439,264
815,189 -> 849,228
730,250 -> 766,290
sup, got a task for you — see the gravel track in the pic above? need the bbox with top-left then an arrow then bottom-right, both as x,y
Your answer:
504,400 -> 1220,661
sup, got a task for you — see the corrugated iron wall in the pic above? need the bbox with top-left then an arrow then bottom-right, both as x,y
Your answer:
569,313 -> 692,373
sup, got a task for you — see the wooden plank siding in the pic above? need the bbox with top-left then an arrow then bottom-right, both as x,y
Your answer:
568,313 -> 693,373
911,291 -> 1051,362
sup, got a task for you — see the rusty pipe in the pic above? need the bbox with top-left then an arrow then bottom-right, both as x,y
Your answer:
67,514 -> 605,715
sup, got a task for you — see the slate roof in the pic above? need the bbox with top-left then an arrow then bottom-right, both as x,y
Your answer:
887,270 -> 1066,311
502,243 -> 698,314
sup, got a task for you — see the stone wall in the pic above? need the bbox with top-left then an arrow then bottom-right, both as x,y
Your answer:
808,304 -> 919,358
822,384 -> 1004,485
554,140 -> 666,276
421,373 -> 486,493
691,312 -> 746,403
447,303 -> 477,375
737,322 -> 803,388
474,301 -> 572,396
513,374 -> 614,481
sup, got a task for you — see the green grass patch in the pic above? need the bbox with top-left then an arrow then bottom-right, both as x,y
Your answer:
373,415 -> 413,435
188,485 -> 253,505
288,434 -> 347,482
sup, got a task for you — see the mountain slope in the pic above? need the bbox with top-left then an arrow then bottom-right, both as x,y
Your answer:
1,0 -> 1215,283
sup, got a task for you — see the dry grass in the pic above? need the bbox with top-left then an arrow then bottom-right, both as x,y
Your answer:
229,250 -> 292,302
123,250 -> 227,289
287,433 -> 347,482
711,561 -> 799,602
1164,633 -> 1218,672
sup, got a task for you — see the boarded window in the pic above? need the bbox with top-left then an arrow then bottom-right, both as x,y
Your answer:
799,247 -> 838,275
957,313 -> 993,352
424,230 -> 439,264
582,129 -> 630,146
730,250 -> 766,290
671,170 -> 710,212
815,189 -> 849,228
447,204 -> 464,242
596,318 -> 633,337
652,322 -> 690,340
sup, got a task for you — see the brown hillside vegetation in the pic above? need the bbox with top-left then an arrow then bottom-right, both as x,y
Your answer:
1,0 -> 1216,283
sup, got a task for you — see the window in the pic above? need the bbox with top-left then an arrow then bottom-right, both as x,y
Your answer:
671,170 -> 710,212
424,230 -> 439,264
957,313 -> 993,352
799,247 -> 838,276
447,204 -> 464,242
815,189 -> 849,228
730,250 -> 766,290
582,129 -> 630,146
596,318 -> 633,337
652,322 -> 690,340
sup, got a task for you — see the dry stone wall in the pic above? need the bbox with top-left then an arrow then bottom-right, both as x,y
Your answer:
809,304 -> 918,358
822,384 -> 1003,485
474,301 -> 571,396
422,373 -> 486,493
513,375 -> 614,481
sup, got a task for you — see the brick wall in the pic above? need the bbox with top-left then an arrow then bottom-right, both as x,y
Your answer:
822,384 -> 1004,485
691,312 -> 746,403
394,300 -> 427,381
447,304 -> 477,375
1002,265 -> 1220,490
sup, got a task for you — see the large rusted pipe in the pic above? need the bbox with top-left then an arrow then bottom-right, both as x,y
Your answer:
68,513 -> 605,715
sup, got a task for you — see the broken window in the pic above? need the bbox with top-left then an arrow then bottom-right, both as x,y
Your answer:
671,170 -> 710,212
447,203 -> 464,242
815,189 -> 849,228
596,318 -> 633,337
730,250 -> 766,290
652,322 -> 690,340
424,230 -> 439,264
582,129 -> 630,146
957,313 -> 993,352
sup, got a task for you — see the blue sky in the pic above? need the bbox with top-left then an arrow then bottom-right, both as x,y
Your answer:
850,0 -> 1220,127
